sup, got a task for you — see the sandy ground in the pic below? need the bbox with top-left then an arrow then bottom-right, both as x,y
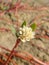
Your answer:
0,0 -> 49,65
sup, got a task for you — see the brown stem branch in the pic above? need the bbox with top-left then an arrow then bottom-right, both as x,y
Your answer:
4,39 -> 20,65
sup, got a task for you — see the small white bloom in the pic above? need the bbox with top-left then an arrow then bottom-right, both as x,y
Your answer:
19,26 -> 35,42
19,31 -> 22,34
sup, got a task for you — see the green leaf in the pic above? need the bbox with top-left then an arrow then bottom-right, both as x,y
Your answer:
30,23 -> 37,31
21,21 -> 26,27
10,25 -> 16,35
16,32 -> 19,38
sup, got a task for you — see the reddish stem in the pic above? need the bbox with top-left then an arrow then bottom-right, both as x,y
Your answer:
0,28 -> 10,32
0,45 -> 48,65
0,53 -> 17,65
36,35 -> 49,40
4,39 -> 20,65
0,59 -> 4,64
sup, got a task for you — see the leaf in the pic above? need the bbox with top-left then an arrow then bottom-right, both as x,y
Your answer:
21,21 -> 26,27
10,25 -> 16,35
30,23 -> 37,31
16,32 -> 19,38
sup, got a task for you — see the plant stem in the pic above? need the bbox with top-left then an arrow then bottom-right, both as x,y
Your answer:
4,38 -> 20,65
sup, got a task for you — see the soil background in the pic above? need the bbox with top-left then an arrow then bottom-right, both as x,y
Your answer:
0,0 -> 49,65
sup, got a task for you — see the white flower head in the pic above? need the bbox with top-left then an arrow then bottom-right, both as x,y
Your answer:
19,26 -> 35,42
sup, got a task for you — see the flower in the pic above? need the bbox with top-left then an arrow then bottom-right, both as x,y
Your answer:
19,26 -> 35,42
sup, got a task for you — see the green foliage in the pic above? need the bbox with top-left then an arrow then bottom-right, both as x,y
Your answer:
10,25 -> 16,35
30,23 -> 37,31
16,32 -> 19,38
21,21 -> 26,27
